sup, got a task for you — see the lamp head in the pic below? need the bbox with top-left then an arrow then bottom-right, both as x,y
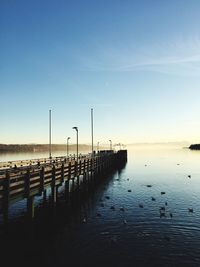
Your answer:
72,126 -> 78,131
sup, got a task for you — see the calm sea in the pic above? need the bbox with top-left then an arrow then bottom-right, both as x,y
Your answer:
0,146 -> 200,267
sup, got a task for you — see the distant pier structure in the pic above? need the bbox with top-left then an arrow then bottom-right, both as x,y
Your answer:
0,150 -> 127,224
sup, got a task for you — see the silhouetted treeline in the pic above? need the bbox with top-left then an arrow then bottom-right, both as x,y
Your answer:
189,144 -> 200,150
0,144 -> 92,152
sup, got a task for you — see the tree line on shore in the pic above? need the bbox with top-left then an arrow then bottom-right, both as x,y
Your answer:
189,144 -> 200,150
0,144 -> 92,152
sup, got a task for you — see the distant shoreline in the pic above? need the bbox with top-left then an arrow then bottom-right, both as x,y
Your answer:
0,144 -> 92,153
189,144 -> 200,150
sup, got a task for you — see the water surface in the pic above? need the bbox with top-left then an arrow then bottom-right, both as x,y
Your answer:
1,146 -> 200,267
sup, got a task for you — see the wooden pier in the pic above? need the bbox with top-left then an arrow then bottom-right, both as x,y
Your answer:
0,150 -> 127,223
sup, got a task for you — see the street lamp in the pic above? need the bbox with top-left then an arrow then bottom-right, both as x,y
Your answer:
67,137 -> 70,157
109,140 -> 112,150
91,108 -> 94,156
97,142 -> 99,152
72,127 -> 78,160
49,109 -> 52,159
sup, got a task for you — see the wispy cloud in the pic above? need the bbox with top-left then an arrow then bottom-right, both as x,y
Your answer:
79,36 -> 200,76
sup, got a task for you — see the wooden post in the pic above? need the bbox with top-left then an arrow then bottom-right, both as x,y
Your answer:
93,157 -> 97,183
83,159 -> 86,175
87,158 -> 90,186
68,161 -> 73,198
90,158 -> 93,184
79,160 -> 81,176
74,160 -> 78,193
77,160 -> 82,190
51,165 -> 56,203
61,163 -> 64,183
39,166 -> 44,195
68,162 -> 71,179
70,178 -> 75,199
91,158 -> 94,184
93,157 -> 96,185
75,160 -> 78,177
25,169 -> 30,198
77,176 -> 80,191
83,159 -> 86,190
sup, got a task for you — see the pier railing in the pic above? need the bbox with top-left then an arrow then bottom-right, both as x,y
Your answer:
0,153 -> 90,170
0,150 -> 127,223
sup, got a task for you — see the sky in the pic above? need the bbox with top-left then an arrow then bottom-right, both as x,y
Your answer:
1,0 -> 200,145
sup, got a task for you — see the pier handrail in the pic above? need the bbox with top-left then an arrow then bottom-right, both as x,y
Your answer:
0,150 -> 114,171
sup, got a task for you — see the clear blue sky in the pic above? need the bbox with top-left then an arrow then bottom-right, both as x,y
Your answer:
1,0 -> 200,145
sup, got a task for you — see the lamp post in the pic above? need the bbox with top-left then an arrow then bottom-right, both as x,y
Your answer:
49,109 -> 52,159
97,142 -> 99,152
109,139 -> 112,150
91,108 -> 94,156
67,137 -> 70,157
72,127 -> 78,160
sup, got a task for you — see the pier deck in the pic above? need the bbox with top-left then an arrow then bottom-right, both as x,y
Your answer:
0,150 -> 127,223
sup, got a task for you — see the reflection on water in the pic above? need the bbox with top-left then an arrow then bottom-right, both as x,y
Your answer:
1,146 -> 200,267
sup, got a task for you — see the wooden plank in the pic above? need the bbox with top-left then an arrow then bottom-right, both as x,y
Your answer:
10,188 -> 25,197
24,169 -> 30,198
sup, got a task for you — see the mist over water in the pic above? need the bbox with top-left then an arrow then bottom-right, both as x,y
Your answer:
1,146 -> 200,267
0,149 -> 90,162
